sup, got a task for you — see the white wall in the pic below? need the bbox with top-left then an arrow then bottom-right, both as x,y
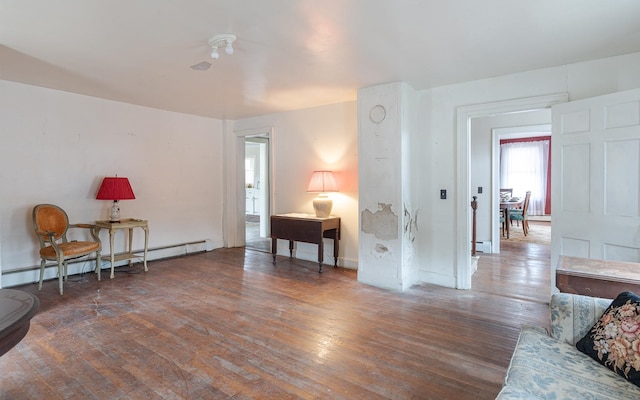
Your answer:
234,102 -> 359,268
0,80 -> 224,287
415,51 -> 640,288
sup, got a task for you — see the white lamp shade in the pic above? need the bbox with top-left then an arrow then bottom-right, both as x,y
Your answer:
307,171 -> 338,192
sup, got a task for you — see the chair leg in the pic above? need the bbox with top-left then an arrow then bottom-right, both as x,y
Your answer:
95,251 -> 102,281
38,259 -> 46,290
58,262 -> 64,295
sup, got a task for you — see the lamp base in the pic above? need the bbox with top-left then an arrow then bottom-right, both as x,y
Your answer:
313,195 -> 333,218
109,200 -> 121,222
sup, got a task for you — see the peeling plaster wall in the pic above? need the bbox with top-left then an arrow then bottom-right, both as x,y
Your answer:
358,82 -> 418,290
361,203 -> 398,241
401,85 -> 420,287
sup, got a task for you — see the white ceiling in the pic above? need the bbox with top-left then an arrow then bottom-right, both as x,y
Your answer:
2,0 -> 640,120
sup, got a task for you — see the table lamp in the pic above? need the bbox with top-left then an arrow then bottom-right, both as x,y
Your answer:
307,171 -> 338,218
96,176 -> 136,222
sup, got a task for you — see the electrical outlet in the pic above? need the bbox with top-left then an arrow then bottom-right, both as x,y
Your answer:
440,189 -> 446,199
478,186 -> 483,194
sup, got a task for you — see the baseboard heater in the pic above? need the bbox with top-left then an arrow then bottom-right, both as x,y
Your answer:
473,241 -> 492,253
1,239 -> 214,286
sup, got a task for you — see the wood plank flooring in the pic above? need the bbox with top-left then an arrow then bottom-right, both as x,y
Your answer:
0,240 -> 550,399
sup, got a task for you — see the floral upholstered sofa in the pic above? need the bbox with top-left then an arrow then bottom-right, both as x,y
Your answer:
496,292 -> 640,399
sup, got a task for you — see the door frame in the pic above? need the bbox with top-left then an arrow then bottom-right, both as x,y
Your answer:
456,93 -> 567,289
230,126 -> 274,247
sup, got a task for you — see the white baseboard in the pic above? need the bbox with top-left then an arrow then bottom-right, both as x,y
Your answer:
529,215 -> 551,222
274,240 -> 357,270
1,239 -> 221,289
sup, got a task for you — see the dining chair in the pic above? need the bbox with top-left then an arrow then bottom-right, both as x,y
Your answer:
509,191 -> 531,236
32,204 -> 102,295
499,188 -> 513,203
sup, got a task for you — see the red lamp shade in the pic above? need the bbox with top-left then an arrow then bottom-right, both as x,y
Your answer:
96,177 -> 136,200
96,177 -> 135,222
306,171 -> 338,193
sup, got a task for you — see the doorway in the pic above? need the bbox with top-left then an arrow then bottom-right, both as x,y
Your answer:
244,136 -> 271,252
456,93 -> 568,289
492,123 -> 552,253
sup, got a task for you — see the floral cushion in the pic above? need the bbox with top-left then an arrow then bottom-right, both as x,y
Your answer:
576,291 -> 640,387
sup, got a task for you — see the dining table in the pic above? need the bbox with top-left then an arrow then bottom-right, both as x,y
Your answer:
500,199 -> 524,239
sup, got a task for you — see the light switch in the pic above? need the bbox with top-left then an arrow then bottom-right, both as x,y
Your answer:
440,189 -> 446,199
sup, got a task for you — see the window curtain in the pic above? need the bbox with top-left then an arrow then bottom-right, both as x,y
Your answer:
500,140 -> 549,215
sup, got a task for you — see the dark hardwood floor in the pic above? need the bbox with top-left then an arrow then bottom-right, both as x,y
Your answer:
0,240 -> 550,399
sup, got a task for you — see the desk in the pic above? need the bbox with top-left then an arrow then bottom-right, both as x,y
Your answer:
500,200 -> 523,239
0,289 -> 39,357
95,219 -> 149,279
271,213 -> 340,273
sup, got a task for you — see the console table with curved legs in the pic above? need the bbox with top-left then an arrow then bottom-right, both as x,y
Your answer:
95,219 -> 149,279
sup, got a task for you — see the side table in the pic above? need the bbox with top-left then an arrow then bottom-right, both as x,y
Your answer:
95,219 -> 149,279
271,213 -> 340,273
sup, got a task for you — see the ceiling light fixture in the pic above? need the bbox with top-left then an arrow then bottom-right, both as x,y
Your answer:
208,33 -> 236,60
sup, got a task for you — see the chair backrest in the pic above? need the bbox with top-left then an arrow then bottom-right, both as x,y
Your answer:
499,188 -> 513,202
500,188 -> 513,196
521,191 -> 532,216
33,204 -> 69,243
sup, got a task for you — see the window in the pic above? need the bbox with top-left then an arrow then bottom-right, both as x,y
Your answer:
245,157 -> 255,188
500,139 -> 550,215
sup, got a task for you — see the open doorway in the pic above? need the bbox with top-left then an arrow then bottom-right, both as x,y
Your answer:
492,123 -> 552,253
456,93 -> 568,289
244,136 -> 271,252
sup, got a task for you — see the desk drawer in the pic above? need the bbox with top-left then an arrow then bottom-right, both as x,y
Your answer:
271,218 -> 322,243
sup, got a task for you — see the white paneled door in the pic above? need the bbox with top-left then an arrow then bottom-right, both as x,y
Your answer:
551,88 -> 640,285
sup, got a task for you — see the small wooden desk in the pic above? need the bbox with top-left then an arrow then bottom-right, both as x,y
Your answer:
95,219 -> 149,279
500,200 -> 523,239
271,213 -> 340,273
0,289 -> 39,357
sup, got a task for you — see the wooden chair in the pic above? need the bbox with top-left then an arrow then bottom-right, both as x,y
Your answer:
500,188 -> 513,196
32,204 -> 102,295
499,188 -> 513,203
509,191 -> 531,236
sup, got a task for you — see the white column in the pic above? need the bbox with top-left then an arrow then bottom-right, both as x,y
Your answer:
357,82 -> 418,290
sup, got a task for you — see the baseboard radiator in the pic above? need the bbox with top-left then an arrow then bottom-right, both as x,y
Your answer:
1,239 -> 215,288
473,241 -> 492,253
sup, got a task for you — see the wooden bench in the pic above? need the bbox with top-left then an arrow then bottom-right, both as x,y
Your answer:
556,256 -> 640,298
